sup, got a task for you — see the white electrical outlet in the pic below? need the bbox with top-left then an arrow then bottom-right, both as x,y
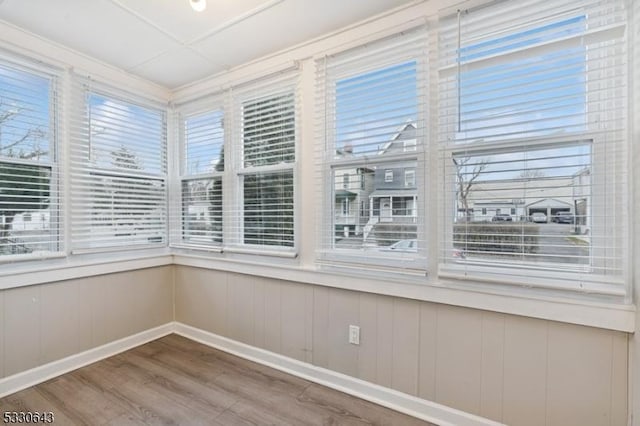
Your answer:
349,325 -> 360,345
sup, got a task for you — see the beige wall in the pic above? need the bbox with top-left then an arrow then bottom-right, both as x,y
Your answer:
0,266 -> 173,379
175,265 -> 629,426
0,263 -> 629,425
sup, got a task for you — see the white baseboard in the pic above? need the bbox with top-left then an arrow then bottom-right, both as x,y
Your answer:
0,322 -> 503,426
173,322 -> 504,426
0,323 -> 174,398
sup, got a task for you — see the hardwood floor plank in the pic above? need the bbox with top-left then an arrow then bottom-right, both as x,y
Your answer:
163,335 -> 312,392
122,351 -> 238,411
298,384 -> 430,426
102,413 -> 160,426
36,374 -> 132,425
77,360 -> 229,424
0,388 -> 77,425
215,399 -> 305,426
0,334 -> 434,426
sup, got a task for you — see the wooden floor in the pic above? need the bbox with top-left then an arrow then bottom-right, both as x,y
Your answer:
0,334 -> 434,425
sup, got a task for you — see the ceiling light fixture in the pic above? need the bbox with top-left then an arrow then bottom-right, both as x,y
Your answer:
190,0 -> 206,12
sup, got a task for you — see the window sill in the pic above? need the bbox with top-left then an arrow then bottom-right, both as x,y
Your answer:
173,253 -> 635,333
0,249 -> 173,290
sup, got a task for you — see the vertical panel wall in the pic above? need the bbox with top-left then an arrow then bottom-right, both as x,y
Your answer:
0,266 -> 173,379
175,265 -> 629,426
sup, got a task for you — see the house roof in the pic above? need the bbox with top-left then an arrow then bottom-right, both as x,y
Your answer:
526,198 -> 572,208
377,121 -> 416,155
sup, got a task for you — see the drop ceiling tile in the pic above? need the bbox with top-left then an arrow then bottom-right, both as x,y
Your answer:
0,0 -> 180,70
191,1 -> 290,68
111,0 -> 278,43
130,47 -> 223,89
0,0 -> 415,89
193,0 -> 414,69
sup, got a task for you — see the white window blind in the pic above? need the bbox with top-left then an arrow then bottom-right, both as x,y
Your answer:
69,76 -> 167,252
438,0 -> 628,293
0,58 -> 61,260
316,27 -> 428,273
227,73 -> 298,252
175,100 -> 224,248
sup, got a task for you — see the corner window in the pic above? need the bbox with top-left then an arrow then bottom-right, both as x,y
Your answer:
0,61 -> 60,259
70,83 -> 167,252
178,107 -> 224,247
174,75 -> 298,255
237,84 -> 296,249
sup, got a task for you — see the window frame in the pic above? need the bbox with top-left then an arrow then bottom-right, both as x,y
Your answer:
316,28 -> 428,274
69,80 -> 168,254
227,75 -> 299,256
437,1 -> 628,295
404,169 -> 415,187
174,100 -> 225,250
0,58 -> 62,262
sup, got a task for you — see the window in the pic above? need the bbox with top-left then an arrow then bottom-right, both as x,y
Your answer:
342,199 -> 349,215
173,74 -> 298,255
232,76 -> 297,250
343,172 -> 350,189
0,60 -> 60,259
439,0 -> 628,290
70,79 -> 167,252
404,169 -> 415,187
177,106 -> 224,247
317,28 -> 426,271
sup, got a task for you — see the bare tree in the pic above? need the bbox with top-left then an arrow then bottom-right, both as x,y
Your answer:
452,156 -> 489,221
0,101 -> 47,158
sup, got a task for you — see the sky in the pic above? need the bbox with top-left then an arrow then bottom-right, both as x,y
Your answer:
0,64 -> 51,162
335,60 -> 418,158
88,93 -> 165,174
184,109 -> 224,175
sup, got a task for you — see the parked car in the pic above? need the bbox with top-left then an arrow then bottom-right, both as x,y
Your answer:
491,214 -> 513,222
385,239 -> 417,252
452,248 -> 466,260
552,211 -> 574,224
531,212 -> 547,223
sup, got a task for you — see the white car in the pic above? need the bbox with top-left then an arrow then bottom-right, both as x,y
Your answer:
385,239 -> 417,252
531,212 -> 547,223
